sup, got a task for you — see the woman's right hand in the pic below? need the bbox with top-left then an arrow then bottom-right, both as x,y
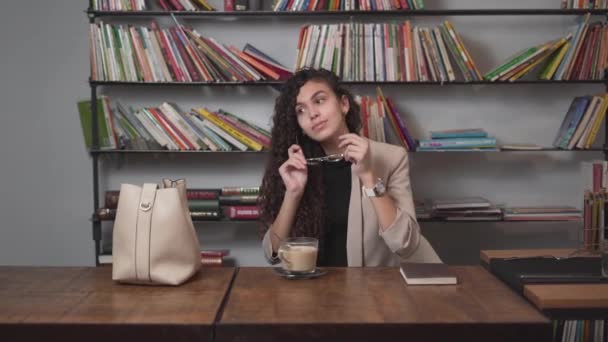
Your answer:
278,144 -> 308,197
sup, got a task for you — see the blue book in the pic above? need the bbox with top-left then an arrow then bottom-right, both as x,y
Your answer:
555,96 -> 591,149
430,129 -> 488,139
419,137 -> 497,148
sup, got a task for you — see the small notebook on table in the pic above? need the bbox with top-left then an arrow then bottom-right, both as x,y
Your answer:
400,262 -> 458,285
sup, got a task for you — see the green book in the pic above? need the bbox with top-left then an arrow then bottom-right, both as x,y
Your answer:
484,45 -> 538,81
77,99 -> 111,150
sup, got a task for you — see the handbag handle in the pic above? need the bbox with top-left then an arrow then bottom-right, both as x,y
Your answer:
134,183 -> 158,281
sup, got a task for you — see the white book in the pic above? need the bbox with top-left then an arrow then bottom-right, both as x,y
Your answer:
366,24 -> 374,81
373,24 -> 382,81
135,110 -> 173,149
305,25 -> 319,68
148,29 -> 173,82
568,96 -> 601,149
433,27 -> 455,82
141,108 -> 182,150
334,24 -> 344,77
140,27 -> 163,82
314,25 -> 328,69
145,110 -> 188,150
102,23 -> 118,81
141,109 -> 180,150
576,96 -> 605,149
118,26 -> 137,81
322,25 -> 336,71
159,103 -> 202,150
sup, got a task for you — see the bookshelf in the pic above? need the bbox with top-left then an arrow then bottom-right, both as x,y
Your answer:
87,9 -> 608,17
85,3 -> 608,266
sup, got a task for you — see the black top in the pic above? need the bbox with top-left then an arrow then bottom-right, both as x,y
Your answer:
317,159 -> 351,267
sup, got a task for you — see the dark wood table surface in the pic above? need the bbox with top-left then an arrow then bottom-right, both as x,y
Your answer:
216,266 -> 551,342
0,266 -> 235,342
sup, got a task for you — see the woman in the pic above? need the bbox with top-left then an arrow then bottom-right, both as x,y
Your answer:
259,68 -> 440,267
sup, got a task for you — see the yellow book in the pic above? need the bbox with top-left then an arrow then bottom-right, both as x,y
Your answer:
508,38 -> 568,81
194,108 -> 264,151
444,21 -> 482,80
540,41 -> 571,80
584,94 -> 608,148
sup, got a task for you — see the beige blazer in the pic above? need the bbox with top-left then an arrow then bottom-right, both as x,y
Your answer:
263,140 -> 441,266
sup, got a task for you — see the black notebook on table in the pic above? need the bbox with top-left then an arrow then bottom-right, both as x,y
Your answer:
489,257 -> 607,294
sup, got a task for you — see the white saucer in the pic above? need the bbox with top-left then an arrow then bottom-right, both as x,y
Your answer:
272,267 -> 327,280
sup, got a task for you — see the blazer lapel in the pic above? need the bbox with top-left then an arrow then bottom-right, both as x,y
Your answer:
347,165 -> 364,266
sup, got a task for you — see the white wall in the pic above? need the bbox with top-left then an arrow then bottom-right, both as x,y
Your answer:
0,0 -> 601,266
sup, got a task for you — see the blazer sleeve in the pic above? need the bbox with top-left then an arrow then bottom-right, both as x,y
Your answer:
262,229 -> 281,265
377,149 -> 421,258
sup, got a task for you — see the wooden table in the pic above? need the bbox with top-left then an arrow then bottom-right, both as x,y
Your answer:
216,266 -> 550,342
0,266 -> 235,342
481,249 -> 608,319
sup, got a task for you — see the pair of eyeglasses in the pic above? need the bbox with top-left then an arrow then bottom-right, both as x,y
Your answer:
305,153 -> 344,166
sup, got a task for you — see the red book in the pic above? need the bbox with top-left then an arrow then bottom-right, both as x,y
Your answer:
224,0 -> 235,11
158,0 -> 171,10
169,0 -> 186,10
225,206 -> 260,219
148,107 -> 189,150
168,28 -> 202,82
150,23 -> 179,81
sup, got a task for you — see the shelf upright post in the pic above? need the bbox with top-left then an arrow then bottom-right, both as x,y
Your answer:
89,15 -> 101,266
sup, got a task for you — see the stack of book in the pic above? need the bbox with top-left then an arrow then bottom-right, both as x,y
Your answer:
502,206 -> 582,221
157,0 -> 216,11
92,0 -> 148,11
273,0 -> 425,11
431,197 -> 502,221
201,250 -> 229,267
542,14 -> 607,81
90,21 -> 293,82
483,34 -> 573,82
415,200 -> 432,220
77,97 -> 271,151
295,21 -> 481,82
561,0 -> 608,9
96,186 -> 260,221
417,129 -> 497,151
357,87 -> 416,151
582,191 -> 606,251
553,94 -> 608,150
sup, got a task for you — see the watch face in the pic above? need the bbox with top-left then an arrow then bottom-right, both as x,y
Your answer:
375,179 -> 386,195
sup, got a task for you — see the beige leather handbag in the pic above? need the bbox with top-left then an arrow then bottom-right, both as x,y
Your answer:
112,179 -> 201,285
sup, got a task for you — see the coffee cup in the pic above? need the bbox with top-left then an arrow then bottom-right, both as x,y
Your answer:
278,237 -> 318,274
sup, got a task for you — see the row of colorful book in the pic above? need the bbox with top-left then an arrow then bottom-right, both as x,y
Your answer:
357,87 -> 416,150
272,0 -> 425,11
561,0 -> 608,9
77,97 -> 270,151
582,190 -> 607,251
295,21 -> 481,82
92,0 -> 217,11
90,21 -> 292,82
92,0 -> 148,11
487,16 -> 606,82
552,319 -> 607,342
97,186 -> 261,220
553,93 -> 608,150
415,197 -> 582,221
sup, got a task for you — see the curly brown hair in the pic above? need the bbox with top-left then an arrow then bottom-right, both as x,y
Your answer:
259,68 -> 362,241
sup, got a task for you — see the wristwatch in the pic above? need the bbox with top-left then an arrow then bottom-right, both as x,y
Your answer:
362,178 -> 386,197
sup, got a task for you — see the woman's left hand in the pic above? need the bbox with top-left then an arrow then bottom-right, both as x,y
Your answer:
338,133 -> 372,179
